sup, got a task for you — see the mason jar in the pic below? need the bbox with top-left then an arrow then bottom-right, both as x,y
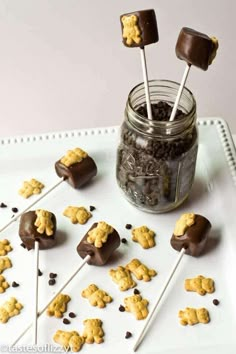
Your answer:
116,80 -> 198,213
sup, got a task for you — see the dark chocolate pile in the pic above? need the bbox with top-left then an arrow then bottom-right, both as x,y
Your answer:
116,102 -> 198,212
137,101 -> 184,121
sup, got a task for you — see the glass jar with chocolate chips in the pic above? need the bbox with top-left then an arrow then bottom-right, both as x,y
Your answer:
116,80 -> 198,213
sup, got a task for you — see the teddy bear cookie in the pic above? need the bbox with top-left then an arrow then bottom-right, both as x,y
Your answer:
82,318 -> 104,344
18,178 -> 44,198
0,239 -> 13,256
124,294 -> 149,320
47,294 -> 71,318
87,221 -> 114,248
109,266 -> 136,291
185,275 -> 215,295
0,275 -> 9,293
53,330 -> 84,352
82,284 -> 112,308
132,226 -> 156,249
178,307 -> 210,325
0,257 -> 12,274
120,9 -> 159,48
126,259 -> 157,282
63,206 -> 92,224
0,297 -> 23,323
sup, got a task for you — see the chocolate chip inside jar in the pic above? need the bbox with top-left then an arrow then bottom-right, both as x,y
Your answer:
116,90 -> 198,213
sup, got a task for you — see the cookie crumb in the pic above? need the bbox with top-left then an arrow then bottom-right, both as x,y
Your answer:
89,206 -> 96,212
11,207 -> 18,213
38,269 -> 43,276
213,299 -> 220,306
125,224 -> 132,230
0,203 -> 7,208
119,305 -> 125,312
69,312 -> 76,318
121,238 -> 127,244
49,279 -> 56,286
49,272 -> 57,279
12,281 -> 19,288
63,318 -> 70,325
134,288 -> 140,295
125,331 -> 132,339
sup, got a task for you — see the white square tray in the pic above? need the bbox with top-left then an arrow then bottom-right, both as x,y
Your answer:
0,118 -> 236,354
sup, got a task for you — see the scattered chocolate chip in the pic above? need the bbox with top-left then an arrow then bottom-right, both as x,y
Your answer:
134,288 -> 140,295
0,202 -> 7,208
121,238 -> 127,244
20,243 -> 26,249
125,224 -> 132,230
69,312 -> 76,318
12,281 -> 19,288
38,269 -> 43,276
11,207 -> 18,213
49,272 -> 57,279
125,331 -> 132,339
63,318 -> 70,325
213,299 -> 220,306
48,279 -> 56,286
89,205 -> 96,212
119,305 -> 125,312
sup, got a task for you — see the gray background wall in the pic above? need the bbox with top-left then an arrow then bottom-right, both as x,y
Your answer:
0,0 -> 235,137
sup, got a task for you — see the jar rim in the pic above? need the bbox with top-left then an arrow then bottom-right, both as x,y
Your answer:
127,79 -> 196,131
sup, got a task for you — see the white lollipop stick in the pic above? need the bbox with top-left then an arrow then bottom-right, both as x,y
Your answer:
11,254 -> 91,346
169,64 -> 191,122
33,241 -> 39,344
140,47 -> 153,120
133,248 -> 185,352
0,178 -> 64,233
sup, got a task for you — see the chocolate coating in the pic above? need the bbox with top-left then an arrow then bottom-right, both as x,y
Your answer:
170,214 -> 211,257
175,27 -> 218,71
19,211 -> 57,250
120,9 -> 159,48
55,155 -> 97,189
77,222 -> 120,265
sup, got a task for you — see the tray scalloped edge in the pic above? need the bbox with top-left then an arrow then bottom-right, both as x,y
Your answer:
1,118 -> 235,186
198,118 -> 236,186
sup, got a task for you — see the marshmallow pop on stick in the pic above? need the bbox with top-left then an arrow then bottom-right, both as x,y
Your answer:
169,27 -> 219,122
120,9 -> 159,120
12,221 -> 120,345
133,213 -> 211,351
0,147 -> 97,233
19,209 -> 57,345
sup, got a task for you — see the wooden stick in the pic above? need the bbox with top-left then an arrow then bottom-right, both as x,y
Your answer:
133,248 -> 186,352
140,47 -> 153,120
33,241 -> 39,344
169,64 -> 191,122
11,254 -> 91,346
0,178 -> 64,233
